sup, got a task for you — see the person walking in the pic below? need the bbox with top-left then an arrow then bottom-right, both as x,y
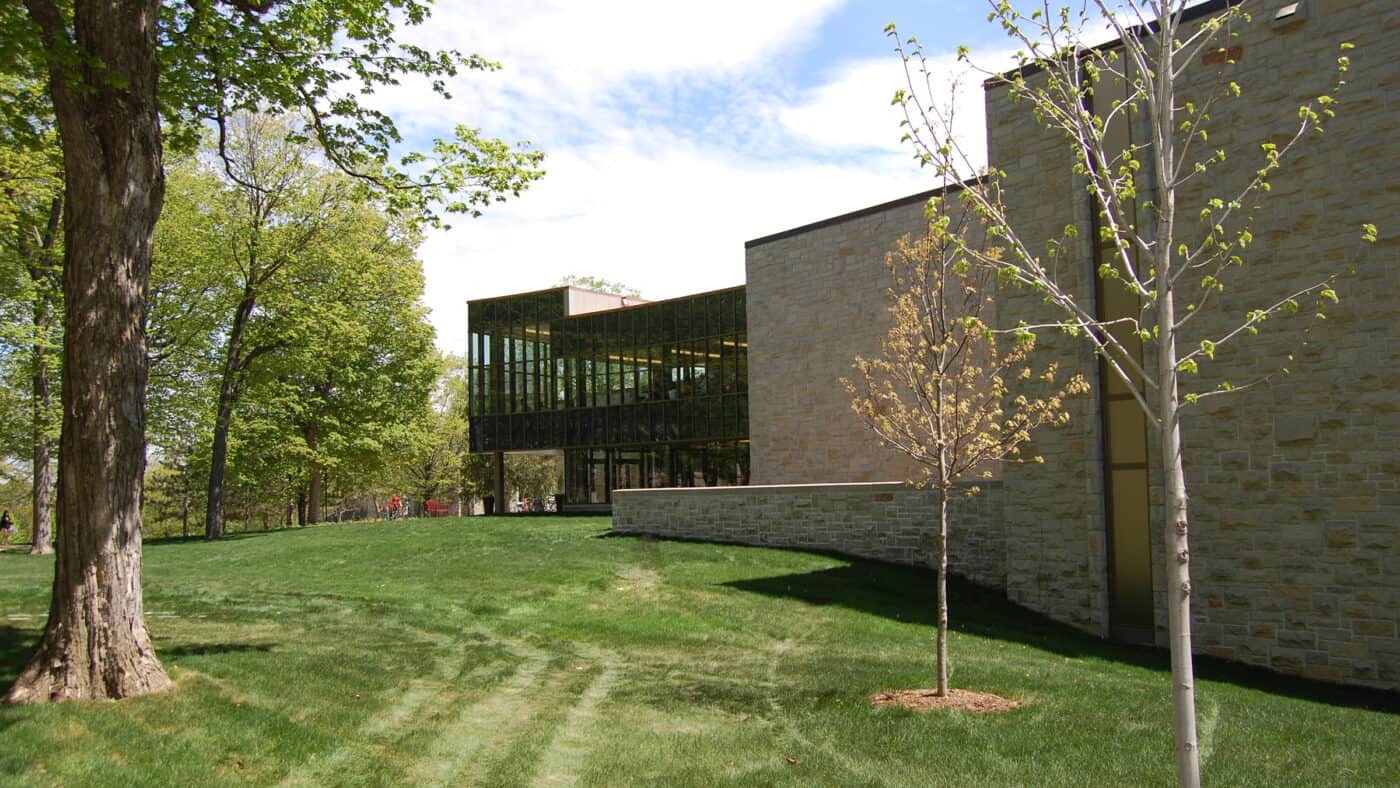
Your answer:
0,510 -> 14,545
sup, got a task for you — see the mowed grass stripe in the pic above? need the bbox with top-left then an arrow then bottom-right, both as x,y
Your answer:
528,646 -> 622,787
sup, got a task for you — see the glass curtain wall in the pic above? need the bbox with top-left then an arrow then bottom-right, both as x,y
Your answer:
469,286 -> 749,505
467,288 -> 568,452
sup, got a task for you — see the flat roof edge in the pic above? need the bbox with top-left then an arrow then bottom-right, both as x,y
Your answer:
466,285 -> 569,306
744,177 -> 980,250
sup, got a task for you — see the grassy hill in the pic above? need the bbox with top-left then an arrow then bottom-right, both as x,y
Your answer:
0,516 -> 1395,786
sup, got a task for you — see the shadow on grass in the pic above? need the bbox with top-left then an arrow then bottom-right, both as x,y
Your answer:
145,528 -> 312,548
723,560 -> 1400,714
0,626 -> 39,688
159,642 -> 278,658
0,627 -> 278,674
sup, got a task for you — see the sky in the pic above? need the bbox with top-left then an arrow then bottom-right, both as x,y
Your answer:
373,1 -> 1020,354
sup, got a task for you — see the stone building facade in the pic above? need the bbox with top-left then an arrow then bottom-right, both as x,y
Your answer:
983,0 -> 1400,686
746,190 -> 943,487
615,0 -> 1399,690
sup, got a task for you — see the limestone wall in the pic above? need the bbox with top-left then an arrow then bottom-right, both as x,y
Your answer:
612,482 -> 1006,591
983,0 -> 1400,686
672,0 -> 1400,691
745,192 -> 940,486
1170,0 -> 1400,688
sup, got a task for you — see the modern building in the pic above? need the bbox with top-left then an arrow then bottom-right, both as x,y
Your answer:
467,285 -> 749,510
607,0 -> 1398,691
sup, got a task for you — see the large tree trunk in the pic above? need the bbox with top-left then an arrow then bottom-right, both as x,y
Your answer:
205,296 -> 255,539
8,0 -> 170,703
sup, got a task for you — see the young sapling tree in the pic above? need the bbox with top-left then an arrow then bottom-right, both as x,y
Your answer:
846,189 -> 1087,699
887,1 -> 1370,783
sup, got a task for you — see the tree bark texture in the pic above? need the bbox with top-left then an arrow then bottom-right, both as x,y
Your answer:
27,195 -> 61,556
29,297 -> 55,556
7,0 -> 171,703
1151,20 -> 1200,787
205,295 -> 255,539
1159,287 -> 1199,787
935,484 -> 949,697
305,420 -> 321,524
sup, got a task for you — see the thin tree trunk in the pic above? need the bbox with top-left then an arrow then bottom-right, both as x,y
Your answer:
29,329 -> 54,555
1150,13 -> 1199,785
305,421 -> 321,524
8,0 -> 170,703
26,195 -> 60,556
933,299 -> 951,698
308,472 -> 321,524
1161,391 -> 1199,786
935,484 -> 949,697
205,296 -> 254,539
1159,290 -> 1200,786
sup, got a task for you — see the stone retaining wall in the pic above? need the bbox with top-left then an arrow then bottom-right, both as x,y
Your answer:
612,482 -> 1006,591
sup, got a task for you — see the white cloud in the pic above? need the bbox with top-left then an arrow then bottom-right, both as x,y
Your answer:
777,52 -> 997,175
375,2 -> 1011,354
402,0 -> 844,89
422,140 -> 930,355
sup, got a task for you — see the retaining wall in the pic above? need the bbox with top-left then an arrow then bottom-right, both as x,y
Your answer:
612,481 -> 1006,591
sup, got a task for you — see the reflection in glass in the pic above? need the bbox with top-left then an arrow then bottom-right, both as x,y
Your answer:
469,286 -> 749,506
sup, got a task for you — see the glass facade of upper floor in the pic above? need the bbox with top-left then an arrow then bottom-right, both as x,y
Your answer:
467,286 -> 749,504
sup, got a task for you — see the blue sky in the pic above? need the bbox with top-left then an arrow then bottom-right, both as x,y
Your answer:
373,1 -> 1019,353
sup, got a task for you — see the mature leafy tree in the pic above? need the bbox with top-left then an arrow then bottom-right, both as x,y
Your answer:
505,455 -> 560,508
846,196 -> 1086,698
143,454 -> 203,539
4,0 -> 543,703
0,72 -> 62,556
167,114 -> 367,538
238,199 -> 438,525
390,412 -> 464,513
437,353 -> 496,514
147,183 -> 437,534
146,156 -> 224,462
889,2 -> 1368,782
555,275 -> 642,298
388,360 -> 468,513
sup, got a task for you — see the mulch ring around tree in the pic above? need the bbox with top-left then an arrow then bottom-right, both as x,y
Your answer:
869,688 -> 1025,713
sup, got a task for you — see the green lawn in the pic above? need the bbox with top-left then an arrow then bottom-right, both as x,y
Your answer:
0,517 -> 1395,786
